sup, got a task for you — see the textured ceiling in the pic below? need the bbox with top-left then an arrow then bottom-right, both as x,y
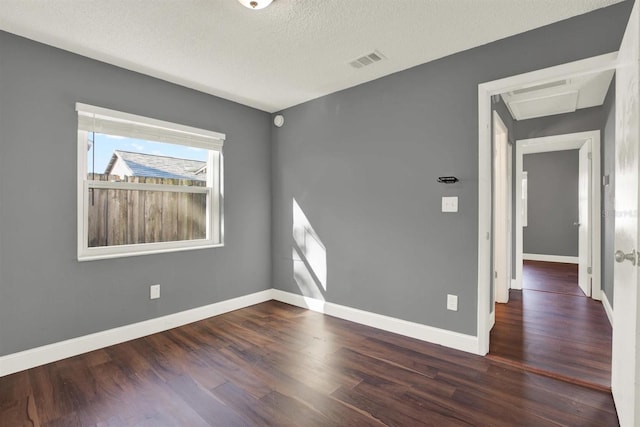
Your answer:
0,0 -> 625,112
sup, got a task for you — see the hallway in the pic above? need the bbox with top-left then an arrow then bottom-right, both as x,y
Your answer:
489,261 -> 612,390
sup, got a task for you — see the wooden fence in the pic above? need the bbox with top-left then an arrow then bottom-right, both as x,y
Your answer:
88,174 -> 207,247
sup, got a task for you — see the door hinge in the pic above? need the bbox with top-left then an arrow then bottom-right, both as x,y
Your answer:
588,152 -> 592,160
494,271 -> 498,279
587,266 -> 592,274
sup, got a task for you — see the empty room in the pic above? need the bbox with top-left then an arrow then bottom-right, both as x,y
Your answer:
0,0 -> 639,426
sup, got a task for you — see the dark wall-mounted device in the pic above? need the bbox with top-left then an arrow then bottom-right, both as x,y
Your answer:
437,176 -> 459,184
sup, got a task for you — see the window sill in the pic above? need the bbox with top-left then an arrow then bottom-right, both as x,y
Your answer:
78,241 -> 224,261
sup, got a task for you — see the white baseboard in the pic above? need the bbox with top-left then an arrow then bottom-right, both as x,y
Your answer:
271,289 -> 479,355
0,288 -> 482,377
0,289 -> 273,377
523,253 -> 579,264
602,291 -> 614,327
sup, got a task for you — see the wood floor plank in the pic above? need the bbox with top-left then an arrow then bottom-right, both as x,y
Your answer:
0,299 -> 619,426
0,371 -> 32,411
348,379 -> 472,427
166,376 -> 246,426
259,390 -> 334,427
27,365 -> 75,425
402,389 -> 499,427
0,395 -> 39,427
331,347 -> 447,396
211,381 -> 294,426
227,352 -> 382,425
330,385 -> 430,426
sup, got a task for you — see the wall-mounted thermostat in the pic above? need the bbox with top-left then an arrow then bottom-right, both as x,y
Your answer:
437,176 -> 459,184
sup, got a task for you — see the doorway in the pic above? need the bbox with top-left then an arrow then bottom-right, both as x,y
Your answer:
513,130 -> 601,298
478,55 -> 616,389
477,53 -> 617,354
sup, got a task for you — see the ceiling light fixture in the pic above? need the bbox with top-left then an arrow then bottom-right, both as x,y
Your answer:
237,0 -> 273,9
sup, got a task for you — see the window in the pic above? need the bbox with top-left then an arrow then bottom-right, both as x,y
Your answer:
76,103 -> 224,261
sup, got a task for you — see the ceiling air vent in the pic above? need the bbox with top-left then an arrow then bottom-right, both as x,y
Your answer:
510,79 -> 569,95
349,50 -> 385,69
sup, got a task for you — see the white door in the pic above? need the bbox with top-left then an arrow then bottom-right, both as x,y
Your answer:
578,141 -> 591,297
611,2 -> 639,425
493,112 -> 509,303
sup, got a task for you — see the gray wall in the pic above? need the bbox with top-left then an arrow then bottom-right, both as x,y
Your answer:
602,79 -> 616,306
493,97 -> 516,145
271,1 -> 633,336
515,106 -> 605,141
0,31 -> 272,356
522,150 -> 579,256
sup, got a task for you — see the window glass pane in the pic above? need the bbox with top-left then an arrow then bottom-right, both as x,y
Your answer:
87,133 -> 208,186
87,189 -> 209,247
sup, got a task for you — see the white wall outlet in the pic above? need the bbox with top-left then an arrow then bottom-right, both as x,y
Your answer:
442,196 -> 458,212
150,284 -> 160,300
447,294 -> 458,311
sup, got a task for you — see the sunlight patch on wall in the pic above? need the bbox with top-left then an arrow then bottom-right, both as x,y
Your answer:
293,199 -> 327,300
292,247 -> 325,302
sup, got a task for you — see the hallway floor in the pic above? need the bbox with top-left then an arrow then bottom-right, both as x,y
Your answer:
489,261 -> 612,390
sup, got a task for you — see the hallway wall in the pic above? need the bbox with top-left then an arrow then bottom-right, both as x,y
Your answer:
522,150 -> 579,257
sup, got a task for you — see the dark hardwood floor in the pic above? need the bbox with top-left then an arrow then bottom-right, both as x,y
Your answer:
490,261 -> 613,391
522,260 -> 583,296
1,300 -> 618,426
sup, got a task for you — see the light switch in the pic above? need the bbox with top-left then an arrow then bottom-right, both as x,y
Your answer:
442,196 -> 458,212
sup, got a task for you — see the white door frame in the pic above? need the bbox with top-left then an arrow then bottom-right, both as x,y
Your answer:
477,52 -> 618,355
507,143 -> 513,291
513,131 -> 601,301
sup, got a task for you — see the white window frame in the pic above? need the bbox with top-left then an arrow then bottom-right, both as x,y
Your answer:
76,103 -> 225,261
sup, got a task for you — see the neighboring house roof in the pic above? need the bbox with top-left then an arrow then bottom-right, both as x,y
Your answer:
104,150 -> 206,181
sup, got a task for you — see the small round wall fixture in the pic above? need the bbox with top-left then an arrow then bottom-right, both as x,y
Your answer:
273,114 -> 285,128
238,0 -> 273,9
